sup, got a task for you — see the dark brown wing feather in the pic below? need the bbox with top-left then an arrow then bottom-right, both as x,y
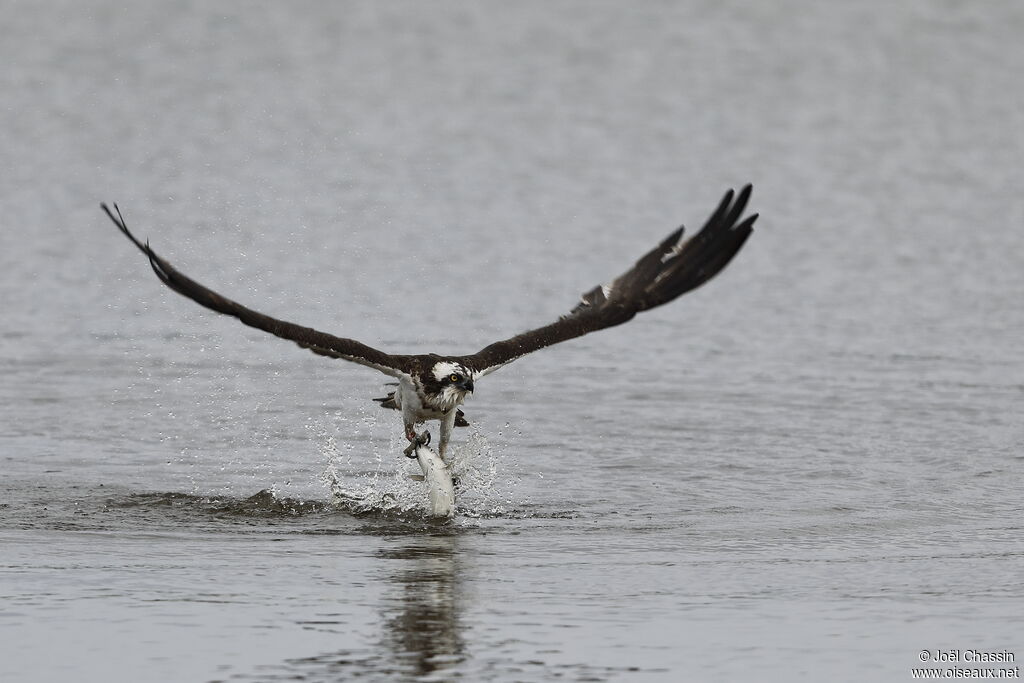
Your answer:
457,185 -> 757,376
101,204 -> 413,378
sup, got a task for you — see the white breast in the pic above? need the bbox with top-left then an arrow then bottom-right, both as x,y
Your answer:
398,376 -> 445,422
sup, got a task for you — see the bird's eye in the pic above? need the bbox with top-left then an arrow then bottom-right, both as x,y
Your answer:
449,374 -> 460,383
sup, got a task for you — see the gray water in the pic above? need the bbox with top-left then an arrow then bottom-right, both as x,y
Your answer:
3,1 -> 1023,681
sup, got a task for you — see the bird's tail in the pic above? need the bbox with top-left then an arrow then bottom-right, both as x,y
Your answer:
372,391 -> 399,411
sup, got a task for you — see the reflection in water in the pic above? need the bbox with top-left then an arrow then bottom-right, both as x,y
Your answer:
377,533 -> 464,676
244,531 -> 467,682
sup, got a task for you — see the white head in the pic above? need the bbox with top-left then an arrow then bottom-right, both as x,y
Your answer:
423,360 -> 475,412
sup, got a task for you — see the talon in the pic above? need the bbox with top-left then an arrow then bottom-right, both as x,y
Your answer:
402,430 -> 431,458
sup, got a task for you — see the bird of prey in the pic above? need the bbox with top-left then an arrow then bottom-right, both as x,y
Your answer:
102,186 -> 756,461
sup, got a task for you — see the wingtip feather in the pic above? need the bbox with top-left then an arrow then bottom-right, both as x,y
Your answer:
102,201 -> 151,254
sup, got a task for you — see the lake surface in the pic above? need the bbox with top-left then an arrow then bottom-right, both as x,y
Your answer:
2,1 -> 1023,681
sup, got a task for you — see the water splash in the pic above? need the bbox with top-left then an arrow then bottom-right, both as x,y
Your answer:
447,429 -> 524,518
317,424 -> 524,519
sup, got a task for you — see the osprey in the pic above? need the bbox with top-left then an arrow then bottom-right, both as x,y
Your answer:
102,186 -> 756,461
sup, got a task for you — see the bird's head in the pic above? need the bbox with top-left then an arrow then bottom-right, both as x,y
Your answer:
423,360 -> 475,412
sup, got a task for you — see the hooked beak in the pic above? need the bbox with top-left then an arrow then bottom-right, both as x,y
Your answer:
459,378 -> 474,394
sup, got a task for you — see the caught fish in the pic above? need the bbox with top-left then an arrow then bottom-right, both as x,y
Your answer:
404,432 -> 455,518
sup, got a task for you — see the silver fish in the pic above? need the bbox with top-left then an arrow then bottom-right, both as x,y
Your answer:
405,432 -> 455,518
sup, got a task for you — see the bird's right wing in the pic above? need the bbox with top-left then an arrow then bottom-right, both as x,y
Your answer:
102,204 -> 414,379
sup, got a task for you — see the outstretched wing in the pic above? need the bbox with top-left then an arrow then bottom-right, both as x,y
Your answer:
457,185 -> 757,377
102,204 -> 413,378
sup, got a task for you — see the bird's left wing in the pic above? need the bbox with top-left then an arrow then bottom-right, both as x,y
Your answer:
102,204 -> 414,379
457,185 -> 757,377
